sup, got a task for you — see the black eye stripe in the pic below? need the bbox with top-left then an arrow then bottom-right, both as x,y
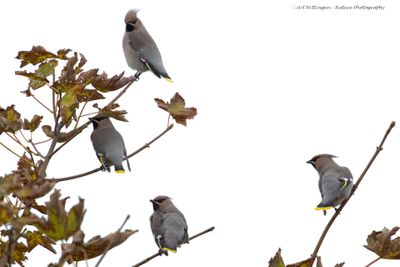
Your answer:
126,24 -> 134,32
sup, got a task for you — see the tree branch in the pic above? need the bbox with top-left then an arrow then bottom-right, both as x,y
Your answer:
95,215 -> 131,267
131,226 -> 215,267
106,72 -> 141,108
51,124 -> 174,182
309,121 -> 396,266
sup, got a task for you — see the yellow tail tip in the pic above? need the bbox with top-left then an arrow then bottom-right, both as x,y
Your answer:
164,77 -> 173,83
115,170 -> 125,174
162,247 -> 177,253
315,206 -> 332,211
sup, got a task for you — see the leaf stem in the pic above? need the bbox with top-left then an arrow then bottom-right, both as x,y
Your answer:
309,121 -> 396,266
365,256 -> 381,267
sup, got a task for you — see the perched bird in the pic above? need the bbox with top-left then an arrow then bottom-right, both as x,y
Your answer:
150,195 -> 189,255
307,154 -> 353,213
122,9 -> 173,82
89,115 -> 131,173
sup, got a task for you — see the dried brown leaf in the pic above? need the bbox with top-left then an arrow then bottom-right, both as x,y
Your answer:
23,230 -> 56,253
92,72 -> 134,92
62,229 -> 137,263
364,226 -> 400,259
23,115 -> 43,132
0,105 -> 23,134
16,46 -> 57,67
155,92 -> 197,126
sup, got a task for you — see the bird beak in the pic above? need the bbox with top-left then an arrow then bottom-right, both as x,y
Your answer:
89,118 -> 95,122
149,199 -> 156,204
306,160 -> 313,164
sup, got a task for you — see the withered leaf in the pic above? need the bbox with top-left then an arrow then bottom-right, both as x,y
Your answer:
0,173 -> 24,198
14,180 -> 56,200
41,124 -> 88,143
92,103 -> 128,122
0,105 -> 23,134
155,92 -> 197,126
15,154 -> 38,185
364,226 -> 400,259
76,89 -> 105,102
23,230 -> 56,253
335,263 -> 345,267
33,190 -> 85,241
78,69 -> 99,86
23,115 -> 43,132
16,45 -> 57,67
57,49 -> 72,60
268,248 -> 285,267
0,202 -> 13,225
287,258 -> 313,267
92,72 -> 134,92
9,242 -> 29,266
15,70 -> 49,89
62,229 -> 137,263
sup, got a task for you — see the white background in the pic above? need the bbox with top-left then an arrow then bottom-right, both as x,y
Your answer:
1,0 -> 399,266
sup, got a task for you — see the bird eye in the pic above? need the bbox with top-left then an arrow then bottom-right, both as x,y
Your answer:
126,23 -> 134,32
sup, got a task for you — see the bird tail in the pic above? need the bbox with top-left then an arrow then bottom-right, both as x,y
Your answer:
164,77 -> 173,83
315,203 -> 333,211
162,247 -> 177,253
114,165 -> 125,174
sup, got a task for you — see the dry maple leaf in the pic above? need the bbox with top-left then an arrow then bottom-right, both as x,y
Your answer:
154,92 -> 197,126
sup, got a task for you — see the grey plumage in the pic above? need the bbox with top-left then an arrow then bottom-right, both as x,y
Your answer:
123,9 -> 172,82
89,115 -> 131,173
150,195 -> 188,255
307,154 -> 353,212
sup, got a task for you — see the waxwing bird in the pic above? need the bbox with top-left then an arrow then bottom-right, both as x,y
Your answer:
307,154 -> 353,214
123,9 -> 173,82
89,115 -> 131,173
150,195 -> 189,255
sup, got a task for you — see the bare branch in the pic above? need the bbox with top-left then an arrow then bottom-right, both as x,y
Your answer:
95,215 -> 131,267
309,121 -> 396,265
106,72 -> 141,108
0,141 -> 26,162
51,124 -> 174,182
132,226 -> 215,267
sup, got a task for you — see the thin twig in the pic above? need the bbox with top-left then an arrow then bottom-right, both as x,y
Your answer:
29,137 -> 45,158
132,226 -> 215,267
26,147 -> 39,176
309,121 -> 396,266
365,256 -> 381,267
33,138 -> 52,146
95,215 -> 131,267
106,72 -> 141,108
0,141 -> 25,161
51,124 -> 174,182
32,94 -> 52,113
75,101 -> 88,130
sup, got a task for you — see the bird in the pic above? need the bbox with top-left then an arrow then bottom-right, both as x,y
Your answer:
89,115 -> 131,173
122,9 -> 173,82
307,154 -> 353,214
149,195 -> 189,255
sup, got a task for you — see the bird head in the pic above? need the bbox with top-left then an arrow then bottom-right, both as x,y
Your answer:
125,9 -> 141,32
89,115 -> 111,129
150,195 -> 172,211
307,153 -> 337,169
